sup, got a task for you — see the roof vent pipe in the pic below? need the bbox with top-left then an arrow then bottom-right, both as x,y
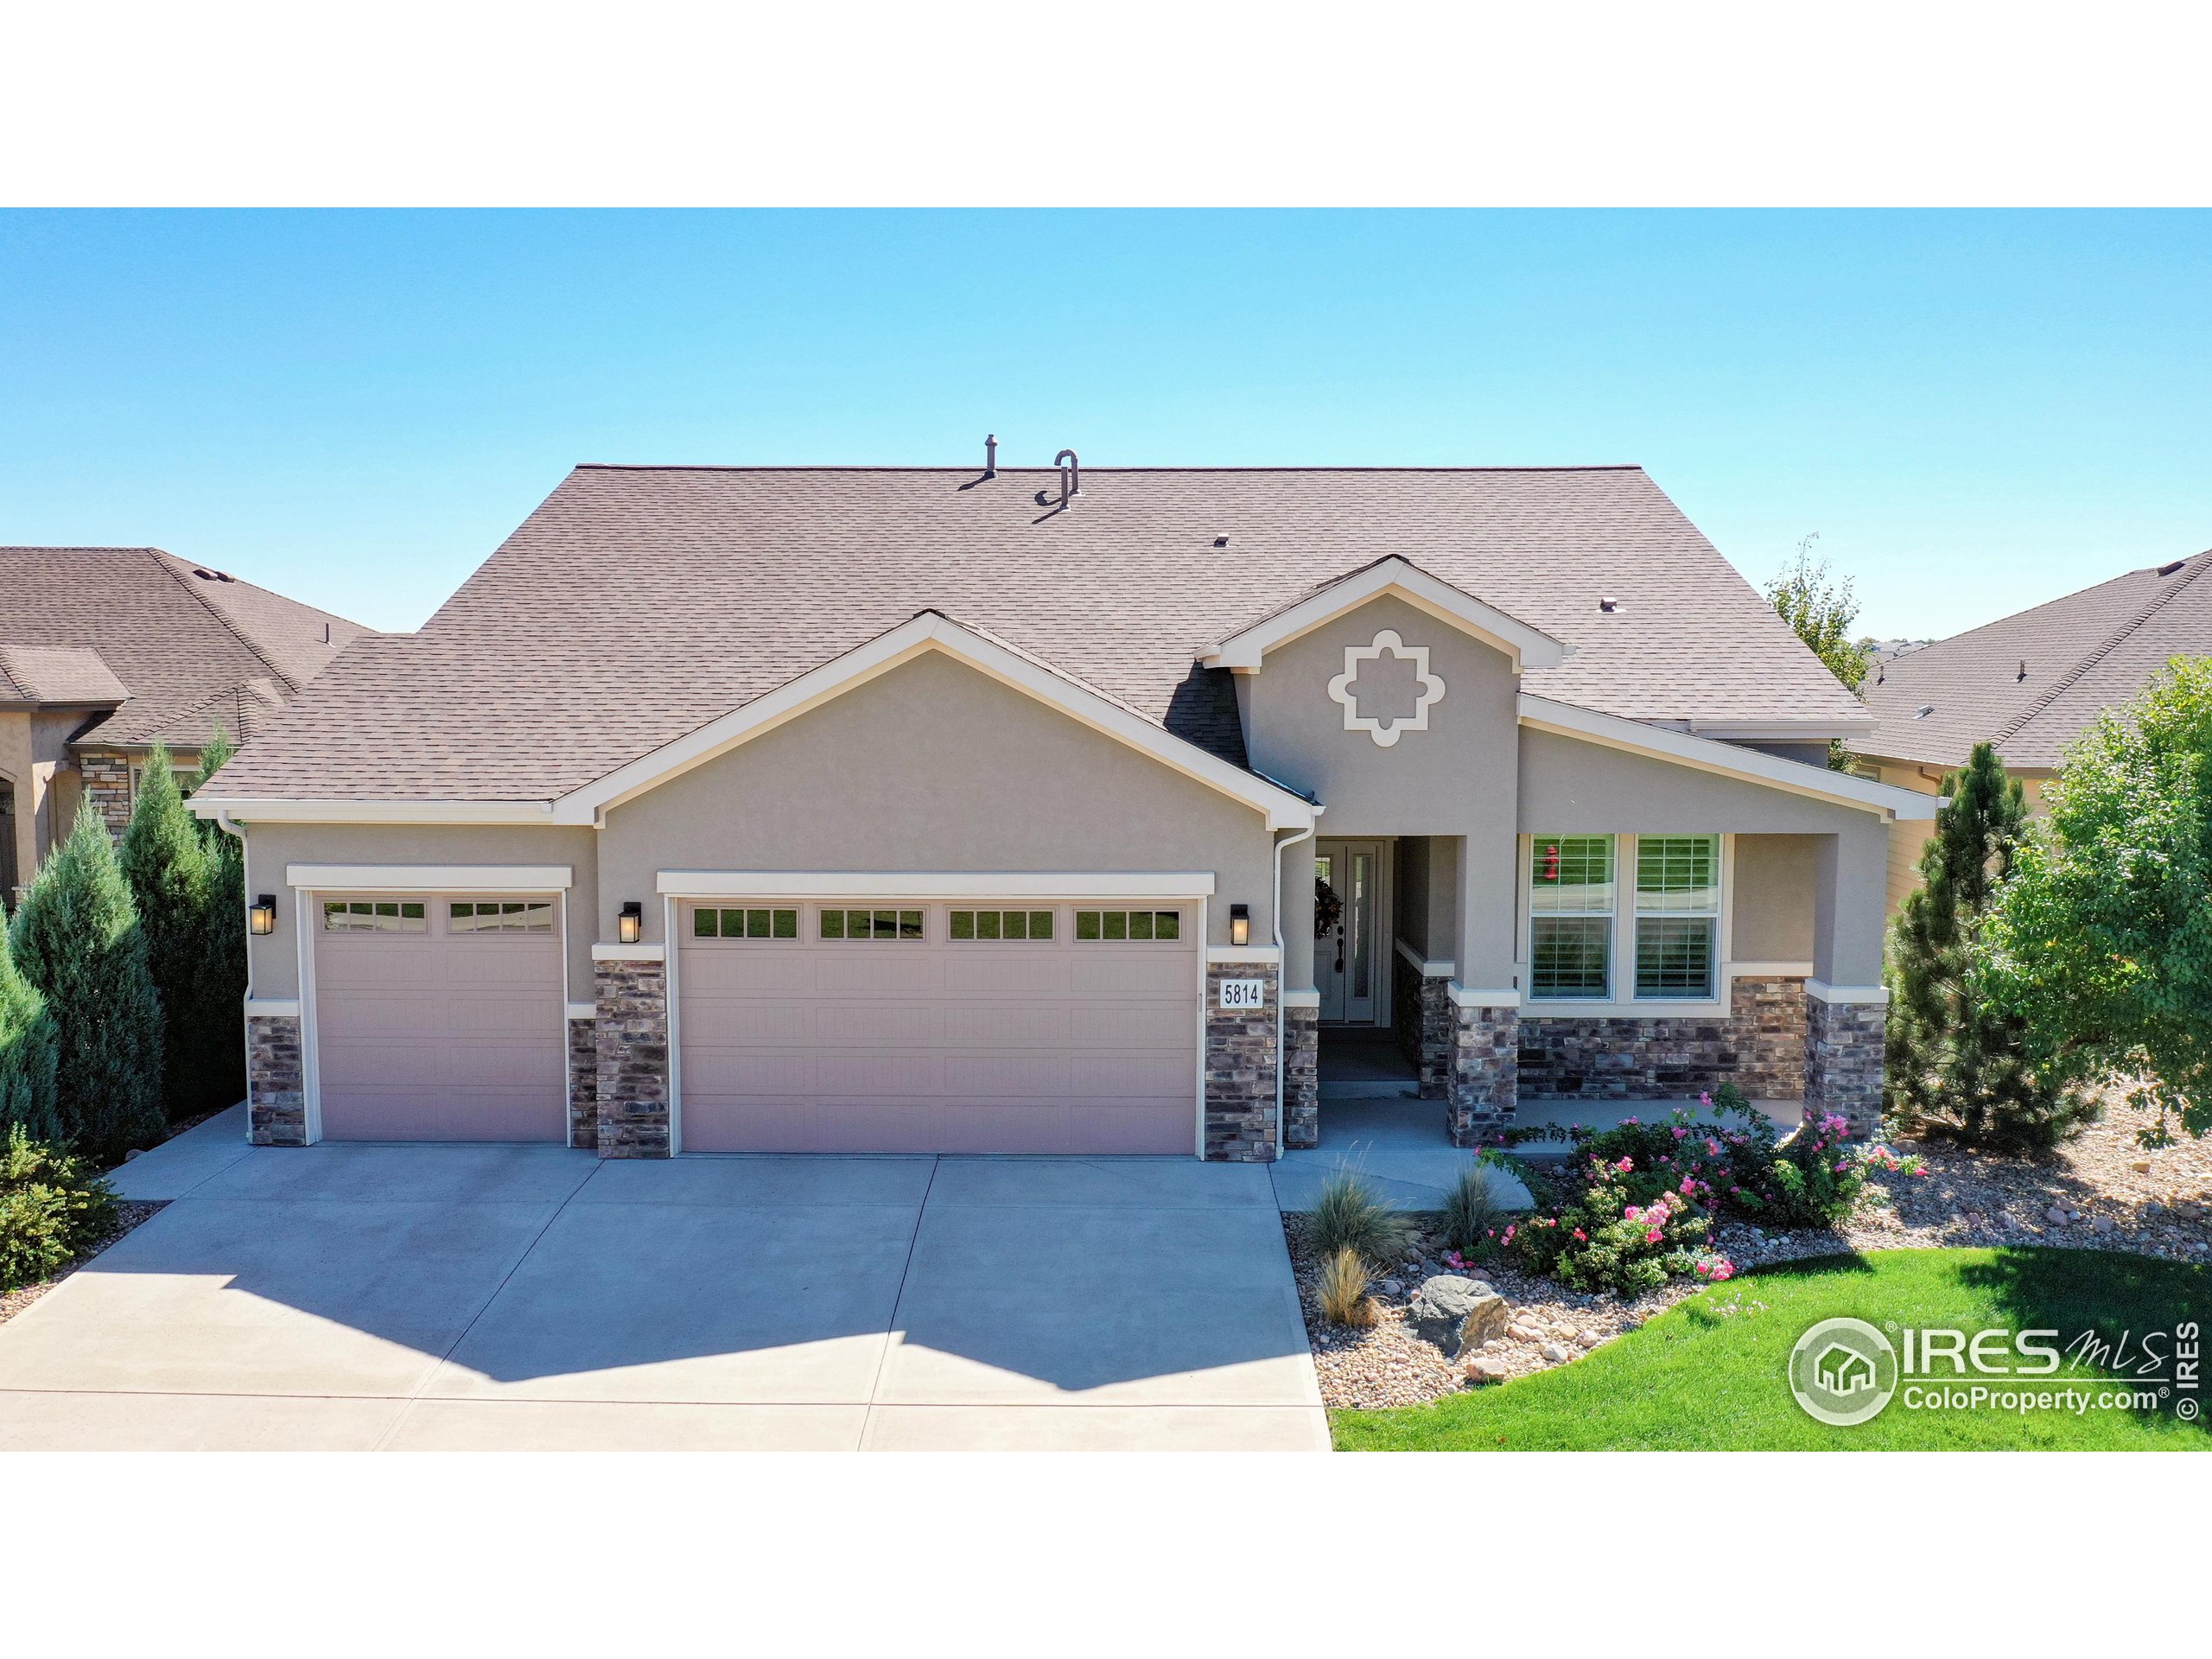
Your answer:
2016,658 -> 2027,682
1055,448 -> 1080,509
984,434 -> 997,478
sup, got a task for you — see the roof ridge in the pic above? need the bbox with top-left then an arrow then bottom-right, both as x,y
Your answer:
1991,553 -> 2212,752
569,462 -> 1649,474
147,550 -> 304,696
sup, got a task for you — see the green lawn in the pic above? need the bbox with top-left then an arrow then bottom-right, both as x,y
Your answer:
1333,1249 -> 2211,1451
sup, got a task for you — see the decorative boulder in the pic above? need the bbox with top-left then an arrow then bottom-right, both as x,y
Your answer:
1408,1274 -> 1511,1357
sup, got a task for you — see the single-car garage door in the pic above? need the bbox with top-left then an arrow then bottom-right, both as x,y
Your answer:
676,899 -> 1198,1154
311,893 -> 568,1142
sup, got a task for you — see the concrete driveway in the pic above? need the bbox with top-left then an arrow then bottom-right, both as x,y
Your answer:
0,1108 -> 1325,1452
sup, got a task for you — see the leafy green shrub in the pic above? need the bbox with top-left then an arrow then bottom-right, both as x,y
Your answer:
8,802 -> 166,1161
1306,1172 -> 1412,1268
0,1125 -> 117,1291
0,930 -> 60,1141
1494,1155 -> 1714,1295
1440,1166 -> 1505,1258
1315,1246 -> 1376,1326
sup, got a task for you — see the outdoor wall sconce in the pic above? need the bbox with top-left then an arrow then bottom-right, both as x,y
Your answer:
249,894 -> 276,937
617,901 -> 644,945
1230,904 -> 1250,947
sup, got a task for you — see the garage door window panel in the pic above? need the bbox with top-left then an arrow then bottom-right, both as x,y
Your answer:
449,900 -> 554,934
821,907 -> 925,941
692,906 -> 799,939
323,899 -> 427,933
1074,908 -> 1181,942
950,908 -> 1056,941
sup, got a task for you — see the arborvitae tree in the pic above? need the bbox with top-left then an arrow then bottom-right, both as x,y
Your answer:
0,927 -> 60,1141
120,742 -> 214,1120
1885,741 -> 2094,1150
7,802 -> 166,1160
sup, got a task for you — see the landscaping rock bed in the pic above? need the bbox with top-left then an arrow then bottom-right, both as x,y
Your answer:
1291,1097 -> 2212,1414
0,1199 -> 166,1331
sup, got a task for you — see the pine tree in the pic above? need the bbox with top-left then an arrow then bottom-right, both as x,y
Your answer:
120,742 -> 214,1120
187,727 -> 249,1111
1885,741 -> 2094,1150
7,801 -> 166,1160
0,926 -> 60,1141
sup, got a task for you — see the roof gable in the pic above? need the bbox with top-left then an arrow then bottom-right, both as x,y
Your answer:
1203,556 -> 1570,672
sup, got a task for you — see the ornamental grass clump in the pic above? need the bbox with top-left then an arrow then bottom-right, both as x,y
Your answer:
1306,1172 -> 1412,1268
1315,1245 -> 1376,1327
1440,1166 -> 1505,1259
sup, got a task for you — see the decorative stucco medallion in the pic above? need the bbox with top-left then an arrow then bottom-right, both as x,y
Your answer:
1327,628 -> 1446,747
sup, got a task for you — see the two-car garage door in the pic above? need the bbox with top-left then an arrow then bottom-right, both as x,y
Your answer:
676,899 -> 1199,1154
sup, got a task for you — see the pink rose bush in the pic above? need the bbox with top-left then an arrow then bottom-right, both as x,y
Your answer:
1478,1083 -> 1924,1293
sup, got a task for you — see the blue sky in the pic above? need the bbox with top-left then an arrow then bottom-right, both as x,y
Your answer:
2,210 -> 2205,639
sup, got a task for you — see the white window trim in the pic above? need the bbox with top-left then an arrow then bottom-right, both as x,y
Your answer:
656,870 -> 1217,899
289,863 -> 573,893
1517,833 -> 1738,1016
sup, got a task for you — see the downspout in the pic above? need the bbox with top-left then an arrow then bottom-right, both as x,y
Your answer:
1272,812 -> 1319,1160
213,813 -> 253,1141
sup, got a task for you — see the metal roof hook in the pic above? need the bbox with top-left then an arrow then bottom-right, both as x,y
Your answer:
1055,448 -> 1080,508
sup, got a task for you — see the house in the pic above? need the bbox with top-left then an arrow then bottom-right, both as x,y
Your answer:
188,458 -> 1936,1162
1815,1342 -> 1878,1396
1859,548 -> 2212,910
0,546 -> 374,906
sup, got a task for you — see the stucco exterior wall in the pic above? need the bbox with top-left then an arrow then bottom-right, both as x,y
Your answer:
599,651 -> 1278,947
1240,594 -> 1520,985
237,821 -> 599,1000
1,710 -> 99,894
1732,833 -> 1815,963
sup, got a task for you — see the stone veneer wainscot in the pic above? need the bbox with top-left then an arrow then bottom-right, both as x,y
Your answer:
1447,999 -> 1518,1149
246,1012 -> 306,1146
1516,976 -> 1809,1103
567,1014 -> 600,1150
1283,1001 -> 1319,1150
594,957 -> 670,1158
1802,992 -> 1885,1136
79,749 -> 134,837
1204,961 -> 1281,1162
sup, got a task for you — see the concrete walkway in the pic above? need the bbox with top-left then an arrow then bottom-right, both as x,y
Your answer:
1269,1096 -> 1803,1214
0,1109 -> 1325,1452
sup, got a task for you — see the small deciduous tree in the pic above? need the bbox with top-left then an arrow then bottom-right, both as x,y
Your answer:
7,802 -> 165,1160
0,926 -> 60,1141
120,742 -> 215,1120
1766,535 -> 1870,772
1983,657 -> 2212,1143
1885,741 -> 2094,1150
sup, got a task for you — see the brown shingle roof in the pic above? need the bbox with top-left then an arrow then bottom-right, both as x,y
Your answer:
207,464 -> 1871,803
1862,550 -> 2212,771
0,644 -> 130,706
0,547 -> 375,750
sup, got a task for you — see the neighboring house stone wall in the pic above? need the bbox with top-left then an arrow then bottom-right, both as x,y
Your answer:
1803,994 -> 1885,1136
246,1013 -> 306,1146
567,1014 -> 599,1150
1516,976 -> 1809,1102
594,957 -> 670,1158
78,750 -> 132,837
1204,961 -> 1280,1162
1284,1000 -> 1319,1150
1447,1001 -> 1517,1148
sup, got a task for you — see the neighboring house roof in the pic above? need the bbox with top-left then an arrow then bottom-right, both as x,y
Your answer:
0,547 -> 374,751
205,464 -> 1873,804
0,644 -> 130,706
1862,550 -> 2212,771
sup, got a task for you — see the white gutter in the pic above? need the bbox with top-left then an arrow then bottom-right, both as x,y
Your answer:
1271,810 -> 1320,1160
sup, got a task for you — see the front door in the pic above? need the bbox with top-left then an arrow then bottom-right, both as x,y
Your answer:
1315,840 -> 1382,1024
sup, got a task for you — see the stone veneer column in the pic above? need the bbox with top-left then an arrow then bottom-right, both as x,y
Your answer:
1802,991 -> 1886,1136
1730,975 -> 1808,1101
1204,961 -> 1281,1161
567,1014 -> 600,1150
594,957 -> 671,1158
78,751 -> 133,837
246,1013 -> 307,1146
1283,999 -> 1319,1150
1446,996 -> 1518,1149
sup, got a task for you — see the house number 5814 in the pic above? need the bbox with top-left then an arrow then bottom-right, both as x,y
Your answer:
1218,979 -> 1267,1011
